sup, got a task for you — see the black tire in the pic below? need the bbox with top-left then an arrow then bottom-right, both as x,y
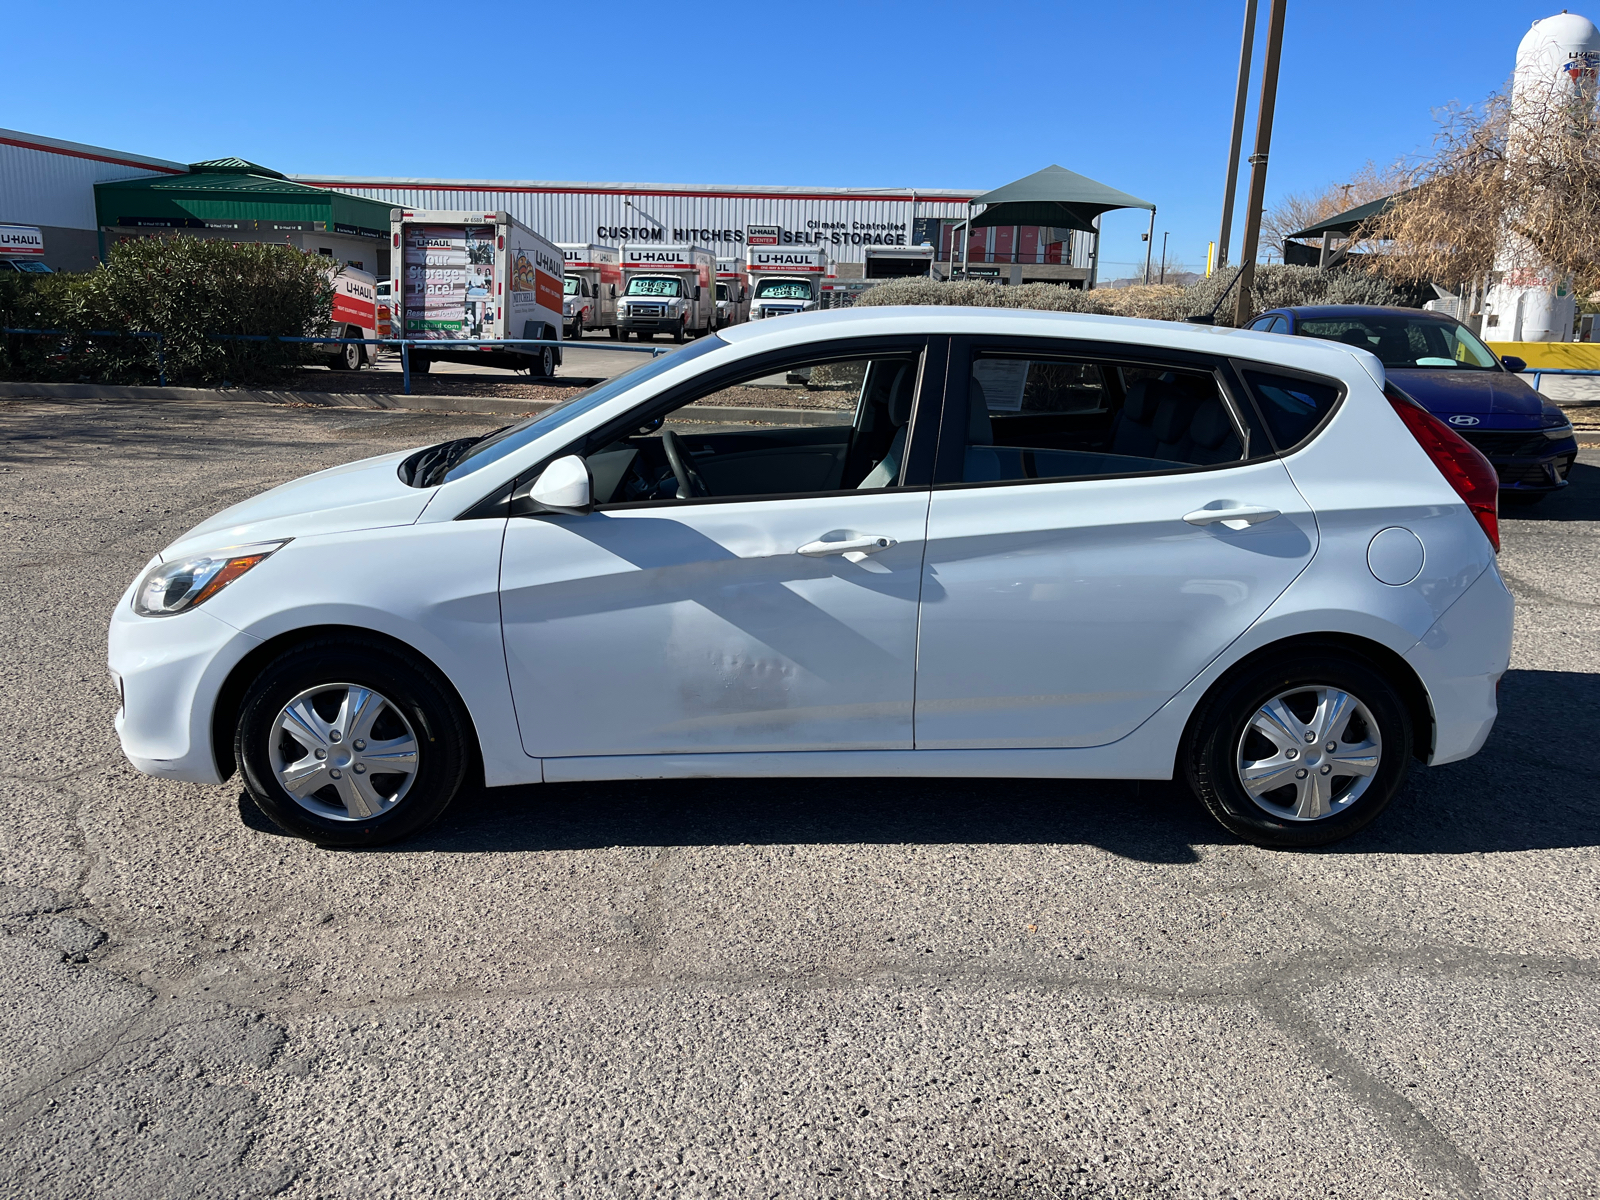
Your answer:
609,324 -> 622,340
529,345 -> 555,377
672,320 -> 685,344
329,328 -> 363,372
234,636 -> 471,847
1182,650 -> 1413,848
1502,491 -> 1546,506
410,355 -> 432,375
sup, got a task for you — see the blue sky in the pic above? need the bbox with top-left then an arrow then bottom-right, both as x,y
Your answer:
3,0 -> 1571,278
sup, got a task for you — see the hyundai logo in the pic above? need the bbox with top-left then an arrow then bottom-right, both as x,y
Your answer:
1448,414 -> 1480,426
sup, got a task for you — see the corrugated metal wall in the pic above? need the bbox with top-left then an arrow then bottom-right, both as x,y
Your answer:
309,180 -> 979,266
0,134 -> 181,230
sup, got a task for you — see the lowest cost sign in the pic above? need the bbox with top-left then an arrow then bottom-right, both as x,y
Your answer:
0,226 -> 44,257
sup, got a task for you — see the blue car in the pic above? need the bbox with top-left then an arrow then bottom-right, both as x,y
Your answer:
1247,305 -> 1579,504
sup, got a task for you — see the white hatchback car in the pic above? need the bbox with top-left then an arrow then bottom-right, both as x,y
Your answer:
110,307 -> 1511,848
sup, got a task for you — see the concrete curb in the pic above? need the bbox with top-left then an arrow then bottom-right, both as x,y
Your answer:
0,380 -> 851,426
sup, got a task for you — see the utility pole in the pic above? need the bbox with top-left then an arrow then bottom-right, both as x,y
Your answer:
1159,231 -> 1170,284
1216,0 -> 1259,271
1233,0 -> 1288,327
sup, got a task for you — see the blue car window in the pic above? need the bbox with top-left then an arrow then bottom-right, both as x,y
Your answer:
1241,369 -> 1342,450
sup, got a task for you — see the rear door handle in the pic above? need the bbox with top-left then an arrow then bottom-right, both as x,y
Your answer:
797,535 -> 898,560
1182,504 -> 1281,530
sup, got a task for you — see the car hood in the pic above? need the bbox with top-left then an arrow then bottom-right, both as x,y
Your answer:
1388,367 -> 1543,418
163,448 -> 433,558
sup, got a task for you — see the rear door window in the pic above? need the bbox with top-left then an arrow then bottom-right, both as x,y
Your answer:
955,350 -> 1255,484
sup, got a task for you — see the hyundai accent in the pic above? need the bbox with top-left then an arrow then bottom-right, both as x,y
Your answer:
110,307 -> 1513,848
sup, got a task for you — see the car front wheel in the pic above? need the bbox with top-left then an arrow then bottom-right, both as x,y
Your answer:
1183,651 -> 1412,848
234,637 -> 470,846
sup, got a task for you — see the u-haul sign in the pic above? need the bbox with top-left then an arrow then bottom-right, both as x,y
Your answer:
0,225 -> 45,258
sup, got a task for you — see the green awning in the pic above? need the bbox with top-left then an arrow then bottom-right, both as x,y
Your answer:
968,164 -> 1155,232
95,160 -> 393,237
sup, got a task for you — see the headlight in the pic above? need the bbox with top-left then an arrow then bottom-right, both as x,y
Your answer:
132,540 -> 287,617
1543,422 -> 1575,439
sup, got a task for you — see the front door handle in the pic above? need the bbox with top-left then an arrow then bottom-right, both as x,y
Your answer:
1182,504 -> 1281,531
797,535 -> 898,560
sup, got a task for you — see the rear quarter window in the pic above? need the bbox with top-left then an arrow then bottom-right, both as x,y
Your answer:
1238,368 -> 1344,451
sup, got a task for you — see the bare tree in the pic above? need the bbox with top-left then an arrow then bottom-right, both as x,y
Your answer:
1366,76 -> 1600,293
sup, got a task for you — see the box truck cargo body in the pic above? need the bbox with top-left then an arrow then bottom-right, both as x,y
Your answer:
864,244 -> 935,278
715,256 -> 749,327
392,209 -> 565,376
558,243 -> 621,339
618,244 -> 716,341
748,247 -> 829,319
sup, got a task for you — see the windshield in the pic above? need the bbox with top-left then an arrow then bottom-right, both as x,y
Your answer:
443,336 -> 728,482
563,276 -> 580,294
625,276 -> 683,297
755,279 -> 812,300
1296,315 -> 1501,370
716,282 -> 729,301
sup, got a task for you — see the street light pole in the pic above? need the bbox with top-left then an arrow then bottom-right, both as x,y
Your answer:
1217,0 -> 1259,271
1159,231 -> 1170,284
1233,0 -> 1288,327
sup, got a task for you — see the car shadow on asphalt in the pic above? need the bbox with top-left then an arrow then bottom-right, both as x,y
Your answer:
1501,460 -> 1600,521
237,668 -> 1599,863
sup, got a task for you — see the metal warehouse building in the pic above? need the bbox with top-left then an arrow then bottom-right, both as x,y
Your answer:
298,174 -> 1093,283
1,127 -> 1095,284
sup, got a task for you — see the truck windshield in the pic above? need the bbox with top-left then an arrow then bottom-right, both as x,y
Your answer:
755,279 -> 812,300
716,283 -> 729,301
443,336 -> 728,482
626,277 -> 683,297
563,276 -> 580,294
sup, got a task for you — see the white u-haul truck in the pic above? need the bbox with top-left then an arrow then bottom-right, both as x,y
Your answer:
715,256 -> 749,328
557,243 -> 622,339
617,244 -> 716,341
391,209 -> 565,376
748,247 -> 829,320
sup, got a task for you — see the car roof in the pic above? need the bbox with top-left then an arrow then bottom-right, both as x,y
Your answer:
1265,304 -> 1447,321
715,304 -> 1384,382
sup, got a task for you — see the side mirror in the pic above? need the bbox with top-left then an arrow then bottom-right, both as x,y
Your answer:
693,285 -> 702,301
1501,355 -> 1526,373
609,285 -> 617,299
529,454 -> 592,514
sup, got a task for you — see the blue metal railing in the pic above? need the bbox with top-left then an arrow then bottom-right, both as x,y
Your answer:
1528,366 -> 1600,390
5,329 -> 669,396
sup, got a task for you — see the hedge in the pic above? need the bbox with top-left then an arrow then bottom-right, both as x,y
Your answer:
0,238 -> 338,387
853,264 -> 1402,325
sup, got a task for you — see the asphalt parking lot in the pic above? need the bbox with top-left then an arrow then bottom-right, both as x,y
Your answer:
0,396 -> 1596,1200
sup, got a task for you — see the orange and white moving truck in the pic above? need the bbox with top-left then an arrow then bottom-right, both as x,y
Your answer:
557,243 -> 622,339
325,266 -> 378,371
390,209 -> 565,376
617,244 -> 716,341
715,256 -> 749,327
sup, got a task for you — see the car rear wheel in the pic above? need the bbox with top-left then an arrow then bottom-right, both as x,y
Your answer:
235,638 -> 470,847
1183,651 -> 1412,848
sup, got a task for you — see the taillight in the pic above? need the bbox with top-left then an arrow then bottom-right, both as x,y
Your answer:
1385,384 -> 1499,552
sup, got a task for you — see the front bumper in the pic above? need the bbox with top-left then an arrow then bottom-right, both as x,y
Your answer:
1403,563 -> 1515,764
109,598 -> 260,784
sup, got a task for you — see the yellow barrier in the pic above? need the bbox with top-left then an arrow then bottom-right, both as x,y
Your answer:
1483,341 -> 1600,369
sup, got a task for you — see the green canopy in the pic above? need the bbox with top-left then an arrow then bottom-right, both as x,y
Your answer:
1286,192 -> 1403,240
95,159 -> 393,236
968,164 -> 1155,232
